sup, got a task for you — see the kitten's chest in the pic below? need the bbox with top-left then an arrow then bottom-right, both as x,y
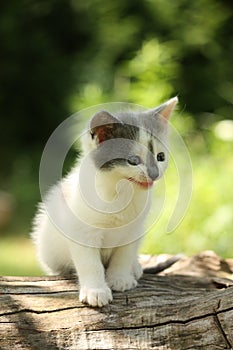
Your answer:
98,189 -> 151,228
66,170 -> 151,228
99,178 -> 150,215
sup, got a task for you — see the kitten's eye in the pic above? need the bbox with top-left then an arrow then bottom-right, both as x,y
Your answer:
157,152 -> 165,162
127,155 -> 141,166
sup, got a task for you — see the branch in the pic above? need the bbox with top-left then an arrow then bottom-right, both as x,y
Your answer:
0,251 -> 233,350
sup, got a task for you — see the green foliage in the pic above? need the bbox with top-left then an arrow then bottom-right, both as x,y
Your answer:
143,125 -> 233,257
0,235 -> 42,276
0,0 -> 233,274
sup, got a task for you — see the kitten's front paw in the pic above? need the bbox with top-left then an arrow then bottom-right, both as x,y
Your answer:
79,285 -> 112,307
106,273 -> 137,292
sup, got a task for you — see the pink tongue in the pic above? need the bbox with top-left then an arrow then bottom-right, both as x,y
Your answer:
128,178 -> 153,188
139,181 -> 153,188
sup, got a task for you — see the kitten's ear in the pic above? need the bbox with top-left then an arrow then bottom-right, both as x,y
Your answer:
153,96 -> 178,121
90,110 -> 121,143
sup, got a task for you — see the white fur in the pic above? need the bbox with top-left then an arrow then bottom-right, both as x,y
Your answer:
32,154 -> 152,307
31,100 -> 176,307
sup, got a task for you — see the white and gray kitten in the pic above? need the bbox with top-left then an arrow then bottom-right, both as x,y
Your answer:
31,97 -> 178,307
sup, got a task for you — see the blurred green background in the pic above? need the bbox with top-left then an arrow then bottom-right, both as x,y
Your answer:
0,0 -> 233,276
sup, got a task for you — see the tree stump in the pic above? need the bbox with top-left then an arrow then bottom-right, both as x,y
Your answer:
0,251 -> 233,350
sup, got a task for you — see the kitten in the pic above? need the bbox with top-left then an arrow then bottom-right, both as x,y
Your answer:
31,97 -> 178,307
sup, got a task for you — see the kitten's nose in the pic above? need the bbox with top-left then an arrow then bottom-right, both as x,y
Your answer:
146,150 -> 159,181
147,165 -> 159,181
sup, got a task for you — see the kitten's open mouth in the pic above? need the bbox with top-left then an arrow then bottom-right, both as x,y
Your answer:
127,177 -> 154,189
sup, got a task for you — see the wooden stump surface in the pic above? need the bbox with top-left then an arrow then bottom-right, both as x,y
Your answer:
0,250 -> 233,350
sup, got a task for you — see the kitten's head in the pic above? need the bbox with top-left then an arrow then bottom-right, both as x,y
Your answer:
82,97 -> 178,190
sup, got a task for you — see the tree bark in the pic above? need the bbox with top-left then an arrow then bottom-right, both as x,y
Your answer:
0,251 -> 233,350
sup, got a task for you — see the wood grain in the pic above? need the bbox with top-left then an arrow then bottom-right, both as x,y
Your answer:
0,251 -> 233,350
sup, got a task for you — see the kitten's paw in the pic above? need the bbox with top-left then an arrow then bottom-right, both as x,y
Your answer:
79,285 -> 112,307
132,260 -> 143,280
106,273 -> 137,292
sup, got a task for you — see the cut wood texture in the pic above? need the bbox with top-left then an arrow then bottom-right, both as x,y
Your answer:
0,250 -> 233,350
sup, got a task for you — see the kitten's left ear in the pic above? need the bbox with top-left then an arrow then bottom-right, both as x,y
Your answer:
153,96 -> 178,121
89,110 -> 122,144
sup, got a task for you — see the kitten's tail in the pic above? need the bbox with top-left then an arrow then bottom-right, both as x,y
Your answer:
143,254 -> 183,274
